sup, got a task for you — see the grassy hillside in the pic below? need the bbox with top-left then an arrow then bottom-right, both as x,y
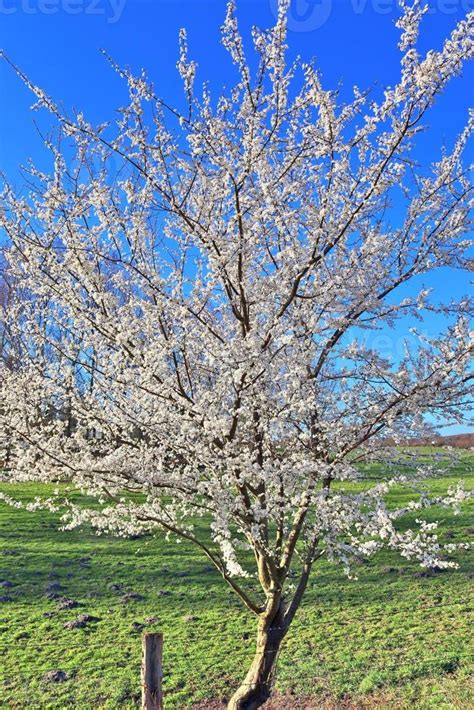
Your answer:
0,458 -> 473,709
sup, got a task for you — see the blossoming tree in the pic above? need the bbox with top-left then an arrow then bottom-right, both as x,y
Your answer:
0,2 -> 473,707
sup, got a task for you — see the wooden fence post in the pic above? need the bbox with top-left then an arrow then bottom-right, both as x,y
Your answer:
141,632 -> 164,710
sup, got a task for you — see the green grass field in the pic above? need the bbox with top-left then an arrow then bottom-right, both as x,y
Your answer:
0,456 -> 473,709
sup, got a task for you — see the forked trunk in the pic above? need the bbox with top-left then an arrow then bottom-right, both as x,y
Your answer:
228,606 -> 288,710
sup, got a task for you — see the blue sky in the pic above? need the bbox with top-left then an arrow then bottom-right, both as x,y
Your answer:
0,0 -> 472,433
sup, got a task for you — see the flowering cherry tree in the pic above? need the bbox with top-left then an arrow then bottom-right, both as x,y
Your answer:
0,2 -> 473,707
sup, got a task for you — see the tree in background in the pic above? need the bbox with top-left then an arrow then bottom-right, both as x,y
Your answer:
0,2 -> 472,707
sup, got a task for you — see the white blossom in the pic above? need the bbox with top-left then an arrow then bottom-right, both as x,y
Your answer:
0,4 -> 472,703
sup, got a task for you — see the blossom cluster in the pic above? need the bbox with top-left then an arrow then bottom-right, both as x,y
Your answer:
0,1 -> 472,612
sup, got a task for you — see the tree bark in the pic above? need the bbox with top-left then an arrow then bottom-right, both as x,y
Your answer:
228,605 -> 288,710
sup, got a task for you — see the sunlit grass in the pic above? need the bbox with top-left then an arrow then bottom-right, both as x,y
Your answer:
0,455 -> 472,708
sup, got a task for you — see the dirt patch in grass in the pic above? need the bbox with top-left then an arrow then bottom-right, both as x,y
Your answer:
191,693 -> 402,709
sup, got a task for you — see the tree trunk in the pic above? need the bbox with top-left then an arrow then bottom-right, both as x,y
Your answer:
228,606 -> 288,710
